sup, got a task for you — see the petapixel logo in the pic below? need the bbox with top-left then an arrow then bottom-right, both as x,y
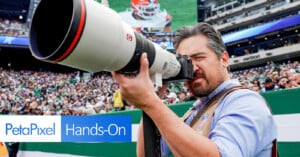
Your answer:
0,116 -> 61,142
5,123 -> 55,136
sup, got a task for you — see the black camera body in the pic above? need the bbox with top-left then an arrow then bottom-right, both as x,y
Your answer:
163,54 -> 194,83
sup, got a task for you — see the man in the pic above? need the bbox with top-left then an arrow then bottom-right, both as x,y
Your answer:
113,88 -> 126,111
290,72 -> 300,87
119,0 -> 172,32
112,23 -> 277,157
277,76 -> 289,89
166,92 -> 179,104
261,77 -> 278,92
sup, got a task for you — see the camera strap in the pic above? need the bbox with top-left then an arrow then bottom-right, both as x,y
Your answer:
181,85 -> 278,156
182,85 -> 243,136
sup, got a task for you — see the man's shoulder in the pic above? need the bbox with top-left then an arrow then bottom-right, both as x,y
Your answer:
217,87 -> 268,111
222,88 -> 265,103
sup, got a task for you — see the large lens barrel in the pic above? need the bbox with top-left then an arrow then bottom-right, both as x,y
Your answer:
29,0 -> 181,79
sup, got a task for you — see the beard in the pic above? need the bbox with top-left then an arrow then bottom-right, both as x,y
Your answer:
189,72 -> 211,97
265,84 -> 275,90
189,70 -> 224,98
278,84 -> 285,89
190,81 -> 210,97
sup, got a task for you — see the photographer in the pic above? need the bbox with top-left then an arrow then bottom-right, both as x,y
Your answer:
112,23 -> 277,157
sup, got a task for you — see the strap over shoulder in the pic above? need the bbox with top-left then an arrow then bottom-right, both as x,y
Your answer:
181,85 -> 278,156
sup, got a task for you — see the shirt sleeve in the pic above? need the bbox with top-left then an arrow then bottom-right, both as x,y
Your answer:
160,137 -> 172,157
209,90 -> 276,157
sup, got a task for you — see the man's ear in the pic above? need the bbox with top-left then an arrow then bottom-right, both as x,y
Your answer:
221,51 -> 230,69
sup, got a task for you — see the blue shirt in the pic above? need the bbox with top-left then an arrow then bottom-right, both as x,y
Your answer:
161,79 -> 277,157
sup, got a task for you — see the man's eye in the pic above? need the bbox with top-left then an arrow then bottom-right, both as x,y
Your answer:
192,55 -> 204,61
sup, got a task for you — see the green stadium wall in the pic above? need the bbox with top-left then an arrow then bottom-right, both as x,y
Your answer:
17,88 -> 300,157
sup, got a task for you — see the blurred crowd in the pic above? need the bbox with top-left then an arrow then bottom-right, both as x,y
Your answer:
0,60 -> 300,115
232,60 -> 300,92
0,18 -> 29,37
0,69 -> 120,115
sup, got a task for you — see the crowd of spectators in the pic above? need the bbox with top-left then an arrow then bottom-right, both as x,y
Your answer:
0,60 -> 300,115
0,18 -> 29,37
0,69 -> 120,115
232,60 -> 300,92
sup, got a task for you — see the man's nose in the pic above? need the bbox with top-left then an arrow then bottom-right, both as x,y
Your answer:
192,62 -> 199,72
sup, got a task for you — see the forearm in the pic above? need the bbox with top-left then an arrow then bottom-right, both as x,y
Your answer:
137,120 -> 145,157
112,53 -> 220,156
142,96 -> 220,157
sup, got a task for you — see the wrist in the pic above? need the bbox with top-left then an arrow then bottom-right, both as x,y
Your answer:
142,93 -> 165,115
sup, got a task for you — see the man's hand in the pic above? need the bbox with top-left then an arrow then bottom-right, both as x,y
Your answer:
157,84 -> 169,99
112,53 -> 160,110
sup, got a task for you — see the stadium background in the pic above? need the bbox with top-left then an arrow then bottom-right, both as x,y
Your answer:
0,0 -> 300,156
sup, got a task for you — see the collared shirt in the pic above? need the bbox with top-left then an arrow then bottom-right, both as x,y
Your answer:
161,79 -> 277,157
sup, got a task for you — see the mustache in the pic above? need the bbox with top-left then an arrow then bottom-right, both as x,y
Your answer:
192,71 -> 205,82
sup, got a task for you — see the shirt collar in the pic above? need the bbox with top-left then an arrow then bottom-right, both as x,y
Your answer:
207,79 -> 240,101
193,79 -> 240,109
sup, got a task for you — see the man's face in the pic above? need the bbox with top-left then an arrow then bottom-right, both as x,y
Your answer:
176,34 -> 229,97
252,86 -> 261,92
290,74 -> 300,87
264,82 -> 274,90
278,77 -> 288,88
